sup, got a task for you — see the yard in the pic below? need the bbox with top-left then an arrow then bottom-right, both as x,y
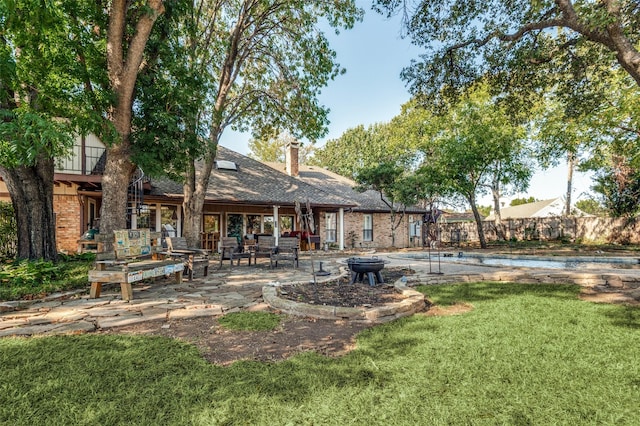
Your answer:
1,282 -> 639,425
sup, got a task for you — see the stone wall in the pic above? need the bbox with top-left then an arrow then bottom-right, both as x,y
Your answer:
437,216 -> 640,245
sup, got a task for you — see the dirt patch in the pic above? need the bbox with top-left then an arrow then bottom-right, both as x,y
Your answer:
98,315 -> 373,365
99,267 -> 419,365
579,287 -> 640,306
277,267 -> 414,307
422,302 -> 474,317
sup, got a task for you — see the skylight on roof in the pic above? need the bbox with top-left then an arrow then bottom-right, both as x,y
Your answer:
216,160 -> 237,171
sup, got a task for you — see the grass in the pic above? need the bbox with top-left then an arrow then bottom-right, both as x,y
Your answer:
1,283 -> 639,425
217,311 -> 282,331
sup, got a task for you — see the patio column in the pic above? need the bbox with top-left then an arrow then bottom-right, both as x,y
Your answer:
130,209 -> 137,229
339,207 -> 344,250
154,203 -> 162,246
154,203 -> 162,232
273,205 -> 280,245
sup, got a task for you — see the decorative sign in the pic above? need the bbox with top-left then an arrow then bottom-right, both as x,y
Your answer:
127,270 -> 144,283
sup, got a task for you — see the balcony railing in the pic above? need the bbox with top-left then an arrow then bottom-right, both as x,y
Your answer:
55,144 -> 105,175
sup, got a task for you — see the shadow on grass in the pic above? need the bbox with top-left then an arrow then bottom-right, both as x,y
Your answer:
0,334 -> 391,422
416,282 -> 580,306
602,305 -> 640,329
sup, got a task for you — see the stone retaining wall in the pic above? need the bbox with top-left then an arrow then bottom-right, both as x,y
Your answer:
262,280 -> 427,324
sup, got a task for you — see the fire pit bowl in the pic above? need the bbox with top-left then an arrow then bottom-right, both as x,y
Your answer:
347,257 -> 386,286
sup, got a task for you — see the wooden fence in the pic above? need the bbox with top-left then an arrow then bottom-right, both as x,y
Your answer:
437,216 -> 640,246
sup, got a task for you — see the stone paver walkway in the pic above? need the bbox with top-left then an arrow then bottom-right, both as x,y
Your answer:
1,251 -> 639,337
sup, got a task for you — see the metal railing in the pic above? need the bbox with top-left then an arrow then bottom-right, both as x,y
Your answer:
55,144 -> 105,175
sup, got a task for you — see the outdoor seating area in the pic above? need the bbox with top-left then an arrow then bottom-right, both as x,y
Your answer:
165,237 -> 210,280
87,229 -> 185,301
218,235 -> 300,268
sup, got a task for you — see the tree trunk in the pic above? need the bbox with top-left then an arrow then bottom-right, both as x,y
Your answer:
0,154 -> 57,261
182,143 -> 218,248
468,195 -> 487,249
565,152 -> 574,217
100,143 -> 135,234
100,0 -> 164,236
491,176 -> 506,240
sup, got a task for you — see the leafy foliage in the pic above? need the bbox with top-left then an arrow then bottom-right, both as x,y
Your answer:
310,121 -> 417,180
0,254 -> 93,301
0,202 -> 16,259
510,197 -> 537,207
374,0 -> 640,112
575,198 -> 606,217
413,84 -> 532,246
247,133 -> 315,163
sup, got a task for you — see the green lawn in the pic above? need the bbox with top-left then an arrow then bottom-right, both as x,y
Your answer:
1,282 -> 639,425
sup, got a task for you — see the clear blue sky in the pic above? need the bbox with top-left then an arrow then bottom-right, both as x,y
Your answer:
219,1 -> 594,206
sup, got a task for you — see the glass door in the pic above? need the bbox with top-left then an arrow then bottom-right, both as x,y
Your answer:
226,214 -> 244,244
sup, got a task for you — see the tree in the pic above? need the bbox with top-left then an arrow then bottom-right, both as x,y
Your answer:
510,197 -> 537,207
170,0 -> 362,246
415,85 -> 531,248
248,133 -> 315,163
575,198 -> 606,217
99,0 -> 167,236
0,1 -> 90,260
310,120 -> 417,180
374,1 -> 640,107
354,162 -> 408,247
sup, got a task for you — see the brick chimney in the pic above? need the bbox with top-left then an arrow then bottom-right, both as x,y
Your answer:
285,140 -> 300,177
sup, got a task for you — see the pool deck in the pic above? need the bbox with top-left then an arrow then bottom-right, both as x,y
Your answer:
1,249 -> 639,337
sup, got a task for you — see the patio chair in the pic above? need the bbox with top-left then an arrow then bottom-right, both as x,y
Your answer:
219,237 -> 252,267
165,237 -> 210,280
254,236 -> 277,267
272,236 -> 299,268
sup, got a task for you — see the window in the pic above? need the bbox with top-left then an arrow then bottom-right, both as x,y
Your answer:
226,214 -> 244,241
161,205 -> 178,236
325,212 -> 337,242
137,206 -> 156,230
280,215 -> 294,234
203,214 -> 220,233
247,215 -> 262,235
363,214 -> 373,241
263,216 -> 274,234
215,160 -> 237,171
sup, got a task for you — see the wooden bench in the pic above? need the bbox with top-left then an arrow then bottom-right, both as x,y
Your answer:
166,237 -> 210,280
88,229 -> 184,301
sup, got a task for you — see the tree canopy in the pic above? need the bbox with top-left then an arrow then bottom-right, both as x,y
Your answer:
374,0 -> 640,109
0,0 -> 100,259
414,85 -> 532,247
248,133 -> 314,163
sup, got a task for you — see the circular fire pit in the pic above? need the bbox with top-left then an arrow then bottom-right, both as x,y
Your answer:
347,257 -> 386,286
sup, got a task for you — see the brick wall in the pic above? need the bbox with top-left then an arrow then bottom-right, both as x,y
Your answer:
54,194 -> 81,253
333,210 -> 413,249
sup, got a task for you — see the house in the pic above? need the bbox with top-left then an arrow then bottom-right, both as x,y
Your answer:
1,136 -> 441,253
264,141 -> 426,249
484,197 -> 589,220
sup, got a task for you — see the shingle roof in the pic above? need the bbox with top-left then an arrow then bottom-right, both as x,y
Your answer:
264,162 -> 424,213
485,198 -> 562,220
148,146 -> 355,208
